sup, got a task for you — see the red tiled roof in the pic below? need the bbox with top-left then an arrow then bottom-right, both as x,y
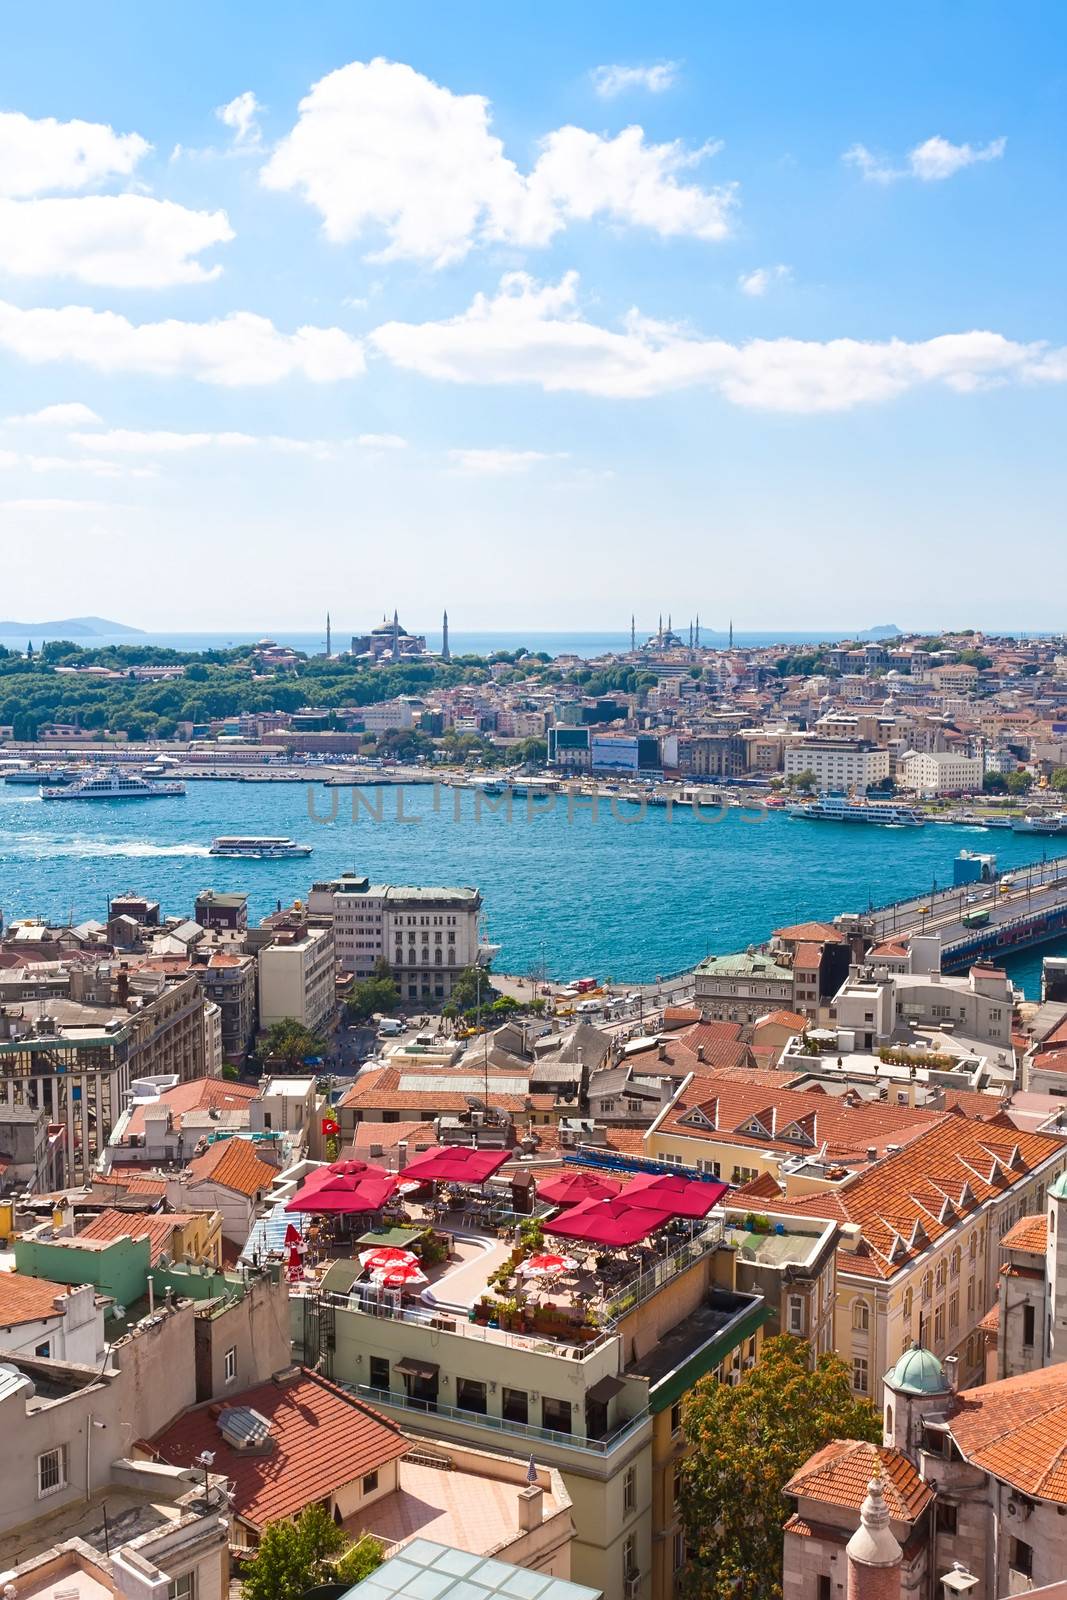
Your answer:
1000,1213 -> 1048,1255
338,1065 -> 531,1116
0,1271 -> 74,1327
785,1440 -> 933,1522
753,1010 -> 809,1032
793,943 -> 823,972
774,922 -> 846,944
184,1138 -> 278,1198
771,1118 -> 1067,1281
149,1368 -> 409,1529
124,1077 -> 259,1139
96,1173 -> 168,1199
79,1208 -> 208,1265
948,1365 -> 1067,1501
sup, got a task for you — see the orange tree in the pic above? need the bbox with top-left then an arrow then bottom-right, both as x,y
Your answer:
678,1335 -> 881,1600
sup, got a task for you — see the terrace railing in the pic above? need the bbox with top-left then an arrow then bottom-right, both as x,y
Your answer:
353,1383 -> 650,1456
602,1219 -> 724,1322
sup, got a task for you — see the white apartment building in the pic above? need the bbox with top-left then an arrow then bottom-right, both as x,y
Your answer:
898,749 -> 984,795
257,923 -> 336,1032
361,698 -> 416,733
306,875 -> 483,1000
784,739 -> 890,792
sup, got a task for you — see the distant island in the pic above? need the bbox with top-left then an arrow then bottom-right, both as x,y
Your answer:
857,624 -> 902,641
0,616 -> 144,638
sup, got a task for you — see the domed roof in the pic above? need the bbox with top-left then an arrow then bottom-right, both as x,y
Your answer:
886,1343 -> 948,1395
1050,1170 -> 1067,1202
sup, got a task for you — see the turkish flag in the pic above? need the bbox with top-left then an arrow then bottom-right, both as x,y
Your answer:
321,1116 -> 341,1136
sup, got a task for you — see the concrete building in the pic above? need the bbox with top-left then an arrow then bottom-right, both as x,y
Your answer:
0,1274 -> 104,1365
306,876 -> 484,1000
190,949 -> 257,1061
257,921 -> 336,1033
832,963 -> 1014,1054
897,751 -> 984,796
784,741 -> 891,793
292,1223 -> 767,1600
0,1105 -> 64,1195
693,952 -> 797,1023
0,972 -> 206,1183
987,1170 -> 1067,1381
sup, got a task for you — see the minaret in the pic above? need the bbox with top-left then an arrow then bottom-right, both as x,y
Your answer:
688,621 -> 693,648
845,1469 -> 903,1600
326,611 -> 331,658
630,615 -> 636,653
391,608 -> 401,661
729,618 -> 734,649
441,609 -> 451,662
696,613 -> 701,648
658,614 -> 663,643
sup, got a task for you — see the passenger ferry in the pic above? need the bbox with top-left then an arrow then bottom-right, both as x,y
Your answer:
1012,812 -> 1067,835
788,795 -> 925,827
42,767 -> 185,800
208,836 -> 313,858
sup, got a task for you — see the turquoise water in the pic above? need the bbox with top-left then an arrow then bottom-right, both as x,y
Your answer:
2,783 -> 1065,994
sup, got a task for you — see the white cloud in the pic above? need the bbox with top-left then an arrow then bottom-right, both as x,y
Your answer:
591,62 -> 680,98
6,401 -> 102,426
0,497 -> 108,511
0,300 -> 366,386
0,195 -> 234,287
261,57 -> 734,266
0,449 -> 17,469
371,270 -> 1067,413
357,433 -> 407,448
739,264 -> 791,297
844,135 -> 1006,184
0,110 -> 149,198
216,91 -> 263,146
447,447 -> 566,475
70,427 -> 353,459
27,454 -> 144,479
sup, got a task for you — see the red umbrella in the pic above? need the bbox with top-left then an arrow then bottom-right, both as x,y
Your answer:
371,1261 -> 427,1289
359,1246 -> 419,1273
518,1252 -> 579,1277
285,1167 -> 399,1214
545,1194 -> 673,1247
538,1171 -> 622,1206
399,1145 -> 512,1185
619,1173 -> 729,1219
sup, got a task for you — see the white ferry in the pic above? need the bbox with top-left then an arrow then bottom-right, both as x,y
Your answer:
1012,812 -> 1067,835
788,795 -> 925,827
208,836 -> 313,858
42,767 -> 185,800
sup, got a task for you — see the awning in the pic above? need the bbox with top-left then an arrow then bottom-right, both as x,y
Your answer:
587,1375 -> 625,1405
395,1356 -> 440,1379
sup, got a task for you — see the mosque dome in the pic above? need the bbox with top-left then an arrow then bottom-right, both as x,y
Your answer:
885,1343 -> 948,1395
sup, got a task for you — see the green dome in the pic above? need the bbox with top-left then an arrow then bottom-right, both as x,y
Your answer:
1050,1171 -> 1067,1202
886,1343 -> 948,1395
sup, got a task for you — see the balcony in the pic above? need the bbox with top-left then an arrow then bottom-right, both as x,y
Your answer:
353,1382 -> 650,1456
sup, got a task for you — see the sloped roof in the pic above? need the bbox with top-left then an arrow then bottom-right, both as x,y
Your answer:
0,1271 -> 72,1327
785,1440 -> 933,1522
948,1364 -> 1067,1502
124,1077 -> 258,1139
185,1138 -> 278,1198
78,1208 -> 207,1265
149,1368 -> 409,1529
1000,1213 -> 1048,1255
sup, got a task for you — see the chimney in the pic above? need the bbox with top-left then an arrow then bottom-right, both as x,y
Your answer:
397,1140 -> 407,1171
697,1045 -> 706,1063
944,1354 -> 959,1392
846,1471 -> 903,1600
517,1457 -> 544,1532
658,1043 -> 668,1061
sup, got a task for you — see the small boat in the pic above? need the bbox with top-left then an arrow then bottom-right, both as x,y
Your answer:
1012,812 -> 1067,835
788,795 -> 925,827
208,836 -> 313,858
42,766 -> 185,800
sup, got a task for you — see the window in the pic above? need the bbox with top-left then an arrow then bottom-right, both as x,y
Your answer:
623,1535 -> 637,1581
787,1296 -> 805,1334
818,1578 -> 832,1600
34,1341 -> 50,1358
456,1377 -> 487,1415
37,1447 -> 66,1498
502,1387 -> 528,1425
624,1466 -> 636,1515
937,1504 -> 958,1536
670,1401 -> 682,1436
1010,1539 -> 1033,1580
673,1532 -> 686,1573
224,1346 -> 237,1384
921,1272 -> 933,1303
934,1305 -> 945,1343
362,1471 -> 379,1495
885,1404 -> 893,1437
935,1261 -> 946,1290
852,1300 -> 870,1332
949,1291 -> 959,1329
369,1356 -> 389,1392
168,1577 -> 195,1600
1024,1303 -> 1036,1347
902,1287 -> 913,1320
542,1396 -> 572,1434
852,1357 -> 869,1394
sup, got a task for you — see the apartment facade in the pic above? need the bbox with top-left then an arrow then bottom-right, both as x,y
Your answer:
306,875 -> 483,999
898,750 -> 984,795
257,923 -> 336,1033
692,952 -> 795,1023
783,740 -> 890,792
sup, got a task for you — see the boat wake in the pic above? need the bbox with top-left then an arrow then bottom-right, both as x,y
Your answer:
0,837 -> 213,860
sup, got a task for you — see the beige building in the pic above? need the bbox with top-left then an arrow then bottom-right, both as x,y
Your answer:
898,749 -> 984,795
784,740 -> 890,792
306,875 -> 484,1000
257,922 -> 336,1032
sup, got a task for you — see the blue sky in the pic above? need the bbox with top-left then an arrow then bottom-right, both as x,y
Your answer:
1,0 -> 1064,633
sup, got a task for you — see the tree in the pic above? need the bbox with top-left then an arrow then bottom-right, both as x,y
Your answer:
241,1504 -> 381,1600
788,769 -> 817,793
1005,769 -> 1032,795
678,1336 -> 881,1600
1050,768 -> 1067,793
262,1017 -> 327,1069
345,958 -> 400,1022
